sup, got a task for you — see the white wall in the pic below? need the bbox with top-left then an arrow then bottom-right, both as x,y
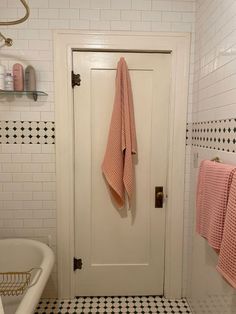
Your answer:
0,0 -> 195,297
187,0 -> 236,313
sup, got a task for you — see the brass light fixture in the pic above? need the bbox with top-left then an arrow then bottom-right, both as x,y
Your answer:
0,0 -> 30,47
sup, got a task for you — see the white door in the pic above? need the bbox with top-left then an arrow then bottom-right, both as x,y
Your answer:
73,51 -> 171,296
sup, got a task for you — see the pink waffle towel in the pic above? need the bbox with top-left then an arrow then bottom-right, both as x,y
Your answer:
196,160 -> 236,250
217,173 -> 236,288
102,57 -> 137,208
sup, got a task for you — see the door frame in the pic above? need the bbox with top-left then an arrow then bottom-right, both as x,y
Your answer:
54,30 -> 190,299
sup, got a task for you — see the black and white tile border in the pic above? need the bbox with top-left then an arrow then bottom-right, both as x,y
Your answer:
35,296 -> 191,314
3,118 -> 235,151
0,121 -> 55,144
187,118 -> 236,152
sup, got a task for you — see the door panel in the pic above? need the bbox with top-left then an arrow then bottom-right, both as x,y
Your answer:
73,51 -> 171,296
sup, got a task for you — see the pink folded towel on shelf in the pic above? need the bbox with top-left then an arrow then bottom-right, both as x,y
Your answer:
196,160 -> 236,250
102,57 -> 137,209
217,173 -> 236,288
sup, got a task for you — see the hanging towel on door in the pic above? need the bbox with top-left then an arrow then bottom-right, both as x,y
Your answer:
217,172 -> 236,287
196,160 -> 236,250
101,57 -> 137,208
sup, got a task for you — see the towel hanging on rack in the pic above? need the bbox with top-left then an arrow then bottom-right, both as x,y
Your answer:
196,160 -> 236,249
101,57 -> 137,209
217,172 -> 236,287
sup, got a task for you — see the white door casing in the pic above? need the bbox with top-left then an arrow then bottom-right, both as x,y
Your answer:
54,31 -> 190,299
73,51 -> 170,296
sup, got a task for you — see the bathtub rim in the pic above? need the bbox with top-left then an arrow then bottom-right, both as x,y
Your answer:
0,238 -> 55,314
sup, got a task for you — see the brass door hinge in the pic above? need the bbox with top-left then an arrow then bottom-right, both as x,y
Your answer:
73,257 -> 82,271
71,71 -> 81,88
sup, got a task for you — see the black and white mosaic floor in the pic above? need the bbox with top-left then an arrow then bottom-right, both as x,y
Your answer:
35,296 -> 192,313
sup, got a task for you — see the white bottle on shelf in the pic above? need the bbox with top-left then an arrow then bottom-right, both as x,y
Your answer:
0,64 -> 5,90
5,72 -> 13,91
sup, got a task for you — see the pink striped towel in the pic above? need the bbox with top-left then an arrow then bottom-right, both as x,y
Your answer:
102,57 -> 137,208
217,172 -> 236,288
196,160 -> 236,250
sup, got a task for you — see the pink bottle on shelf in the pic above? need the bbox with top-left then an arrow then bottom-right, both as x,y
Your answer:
13,63 -> 24,91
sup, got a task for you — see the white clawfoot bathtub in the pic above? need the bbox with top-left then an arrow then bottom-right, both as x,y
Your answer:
0,238 -> 55,314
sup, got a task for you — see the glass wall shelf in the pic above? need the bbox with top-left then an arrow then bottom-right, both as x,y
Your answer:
0,90 -> 48,102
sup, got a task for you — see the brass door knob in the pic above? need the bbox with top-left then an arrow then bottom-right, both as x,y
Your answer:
155,187 -> 164,208
156,191 -> 163,198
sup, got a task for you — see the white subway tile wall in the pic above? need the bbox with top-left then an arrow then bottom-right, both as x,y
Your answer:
187,0 -> 236,313
0,0 -> 195,297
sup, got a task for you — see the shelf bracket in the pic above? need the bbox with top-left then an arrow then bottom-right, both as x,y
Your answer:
32,92 -> 37,101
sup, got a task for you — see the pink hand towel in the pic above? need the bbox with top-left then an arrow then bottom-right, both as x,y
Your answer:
217,173 -> 236,288
102,57 -> 137,208
196,160 -> 236,250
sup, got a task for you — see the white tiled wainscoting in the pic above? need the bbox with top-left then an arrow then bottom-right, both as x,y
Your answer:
186,0 -> 236,313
